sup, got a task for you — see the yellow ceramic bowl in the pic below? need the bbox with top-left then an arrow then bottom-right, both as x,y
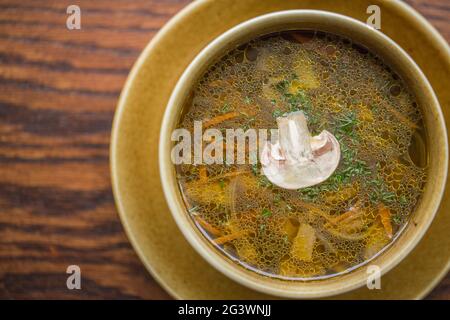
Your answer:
159,10 -> 448,298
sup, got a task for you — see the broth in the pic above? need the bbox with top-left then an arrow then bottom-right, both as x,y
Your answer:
175,31 -> 427,279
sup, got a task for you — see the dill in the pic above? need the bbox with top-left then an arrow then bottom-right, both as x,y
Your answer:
259,224 -> 266,232
333,110 -> 359,141
392,214 -> 402,225
298,141 -> 371,200
273,194 -> 281,205
258,175 -> 273,188
339,159 -> 371,177
298,187 -> 321,201
399,195 -> 408,205
272,109 -> 283,118
367,178 -> 396,204
220,102 -> 231,113
275,79 -> 290,93
261,208 -> 272,218
287,90 -> 313,113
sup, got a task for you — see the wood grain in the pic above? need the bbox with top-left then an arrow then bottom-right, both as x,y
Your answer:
0,0 -> 448,299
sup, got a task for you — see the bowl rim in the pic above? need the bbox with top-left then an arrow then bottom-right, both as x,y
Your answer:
159,9 -> 448,298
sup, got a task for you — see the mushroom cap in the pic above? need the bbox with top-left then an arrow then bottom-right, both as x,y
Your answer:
261,111 -> 341,190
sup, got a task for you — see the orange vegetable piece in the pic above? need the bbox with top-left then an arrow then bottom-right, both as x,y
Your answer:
378,204 -> 393,239
213,231 -> 246,245
384,103 -> 418,129
203,111 -> 240,128
291,224 -> 316,261
195,216 -> 222,237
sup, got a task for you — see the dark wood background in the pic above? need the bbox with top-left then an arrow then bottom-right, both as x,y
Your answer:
0,0 -> 448,299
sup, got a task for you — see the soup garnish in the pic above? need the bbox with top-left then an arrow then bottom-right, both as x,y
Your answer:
261,110 -> 341,189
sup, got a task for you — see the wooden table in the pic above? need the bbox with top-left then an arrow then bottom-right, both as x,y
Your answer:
0,0 -> 448,299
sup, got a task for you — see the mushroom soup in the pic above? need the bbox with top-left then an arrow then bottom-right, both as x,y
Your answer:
174,31 -> 427,279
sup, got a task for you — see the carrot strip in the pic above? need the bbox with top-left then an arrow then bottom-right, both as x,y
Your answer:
385,104 -> 418,129
203,111 -> 240,128
378,204 -> 393,239
195,216 -> 222,237
328,206 -> 361,225
213,231 -> 246,245
323,201 -> 362,227
329,210 -> 355,225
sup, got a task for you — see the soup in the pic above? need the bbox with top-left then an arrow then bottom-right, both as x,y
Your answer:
174,31 -> 427,279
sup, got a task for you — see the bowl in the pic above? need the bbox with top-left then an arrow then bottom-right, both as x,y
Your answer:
159,10 -> 448,298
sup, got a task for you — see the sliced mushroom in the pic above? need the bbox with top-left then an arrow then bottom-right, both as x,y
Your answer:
261,111 -> 341,189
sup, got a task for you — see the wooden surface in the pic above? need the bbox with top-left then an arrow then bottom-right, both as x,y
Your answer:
0,0 -> 448,299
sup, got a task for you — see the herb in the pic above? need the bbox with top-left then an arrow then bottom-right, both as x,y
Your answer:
272,109 -> 283,118
258,175 -> 273,188
261,208 -> 272,218
298,141 -> 371,200
333,111 -> 359,141
329,152 -> 370,187
392,214 -> 402,225
287,90 -> 313,113
218,179 -> 225,190
339,159 -> 371,177
244,96 -> 252,104
368,178 -> 396,204
341,143 -> 356,162
275,79 -> 290,93
259,224 -> 266,232
240,114 -> 255,131
220,102 -> 231,113
299,186 -> 321,201
293,111 -> 372,203
399,195 -> 408,205
273,194 -> 281,205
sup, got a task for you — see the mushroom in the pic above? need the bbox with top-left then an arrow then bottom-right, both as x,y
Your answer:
261,111 -> 340,189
